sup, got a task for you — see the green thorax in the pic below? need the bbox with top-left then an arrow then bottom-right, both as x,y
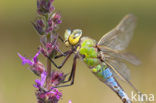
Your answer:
78,37 -> 109,79
79,37 -> 100,67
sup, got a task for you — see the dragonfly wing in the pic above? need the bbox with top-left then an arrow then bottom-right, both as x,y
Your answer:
98,45 -> 141,65
98,14 -> 136,51
105,59 -> 140,92
105,59 -> 130,81
109,52 -> 141,65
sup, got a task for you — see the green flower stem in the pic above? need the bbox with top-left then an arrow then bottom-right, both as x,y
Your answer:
45,13 -> 52,89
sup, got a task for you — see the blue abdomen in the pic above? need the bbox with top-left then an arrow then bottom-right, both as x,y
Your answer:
92,65 -> 131,103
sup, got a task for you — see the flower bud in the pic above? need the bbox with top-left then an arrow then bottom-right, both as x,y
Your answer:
52,12 -> 62,24
33,18 -> 45,35
37,0 -> 55,15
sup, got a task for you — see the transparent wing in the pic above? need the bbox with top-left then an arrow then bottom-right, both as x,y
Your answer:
105,59 -> 130,81
108,52 -> 141,65
98,45 -> 141,65
98,14 -> 136,51
105,59 -> 140,92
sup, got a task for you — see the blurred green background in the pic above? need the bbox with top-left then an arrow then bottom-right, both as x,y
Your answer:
0,0 -> 156,103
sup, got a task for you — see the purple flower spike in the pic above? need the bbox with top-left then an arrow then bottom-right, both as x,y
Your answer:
17,53 -> 33,66
19,0 -> 66,102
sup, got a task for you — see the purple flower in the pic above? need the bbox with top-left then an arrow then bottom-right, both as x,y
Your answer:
17,53 -> 33,66
34,71 -> 63,103
33,50 -> 41,63
18,50 -> 40,66
51,71 -> 67,86
34,70 -> 68,103
39,35 -> 63,57
18,51 -> 45,76
48,88 -> 62,100
52,12 -> 62,24
46,19 -> 54,33
45,13 -> 62,33
36,88 -> 62,103
34,71 -> 47,88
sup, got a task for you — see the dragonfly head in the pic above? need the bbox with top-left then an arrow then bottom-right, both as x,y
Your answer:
64,29 -> 82,47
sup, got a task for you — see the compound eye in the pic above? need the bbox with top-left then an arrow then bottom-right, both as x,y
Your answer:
75,33 -> 81,37
72,29 -> 82,37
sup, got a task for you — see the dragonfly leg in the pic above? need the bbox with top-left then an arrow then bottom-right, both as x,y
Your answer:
47,50 -> 73,69
58,35 -> 64,43
53,55 -> 78,88
54,50 -> 71,59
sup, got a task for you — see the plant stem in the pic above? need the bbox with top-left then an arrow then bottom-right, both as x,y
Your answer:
46,57 -> 52,89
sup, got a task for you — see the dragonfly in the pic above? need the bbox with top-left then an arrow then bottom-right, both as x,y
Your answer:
47,14 -> 141,103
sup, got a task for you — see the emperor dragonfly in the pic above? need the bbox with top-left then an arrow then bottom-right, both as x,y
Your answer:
48,14 -> 142,103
